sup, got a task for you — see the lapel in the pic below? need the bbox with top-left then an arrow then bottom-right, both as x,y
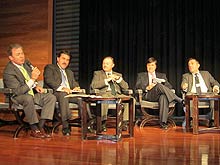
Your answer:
188,74 -> 194,91
102,70 -> 108,78
200,71 -> 209,88
145,72 -> 149,85
55,64 -> 63,81
10,62 -> 26,81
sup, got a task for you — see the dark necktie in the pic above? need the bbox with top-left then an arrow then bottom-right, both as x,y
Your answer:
195,73 -> 201,94
107,73 -> 116,95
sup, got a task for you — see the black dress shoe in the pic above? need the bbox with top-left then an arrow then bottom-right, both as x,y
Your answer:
62,128 -> 71,136
40,129 -> 52,138
30,129 -> 45,138
160,123 -> 168,130
209,120 -> 215,128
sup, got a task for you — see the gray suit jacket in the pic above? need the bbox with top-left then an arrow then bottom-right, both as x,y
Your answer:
3,61 -> 34,96
43,64 -> 79,91
90,70 -> 129,94
181,71 -> 220,93
135,72 -> 173,91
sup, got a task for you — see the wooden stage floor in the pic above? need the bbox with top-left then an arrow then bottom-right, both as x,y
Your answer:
0,125 -> 219,165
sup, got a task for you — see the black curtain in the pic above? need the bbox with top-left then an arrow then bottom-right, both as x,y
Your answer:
79,0 -> 220,116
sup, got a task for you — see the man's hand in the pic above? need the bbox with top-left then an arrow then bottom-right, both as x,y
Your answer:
107,74 -> 121,82
62,87 -> 72,94
213,86 -> 219,94
31,67 -> 41,81
146,83 -> 156,91
72,87 -> 81,91
182,83 -> 188,91
35,86 -> 45,93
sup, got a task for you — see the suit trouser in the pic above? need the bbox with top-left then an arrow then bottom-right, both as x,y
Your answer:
144,83 -> 180,123
100,92 -> 135,121
54,92 -> 82,123
14,93 -> 56,125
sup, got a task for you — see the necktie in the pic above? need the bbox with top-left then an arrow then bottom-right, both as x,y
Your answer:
107,73 -> 116,95
60,70 -> 70,89
195,73 -> 201,94
150,73 -> 156,84
20,66 -> 34,96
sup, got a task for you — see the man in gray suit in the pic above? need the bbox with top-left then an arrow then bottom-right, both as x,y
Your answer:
3,43 -> 56,138
135,57 -> 184,129
90,56 -> 130,131
44,50 -> 82,136
181,58 -> 220,127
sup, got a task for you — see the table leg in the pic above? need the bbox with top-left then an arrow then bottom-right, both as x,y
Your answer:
214,100 -> 219,128
116,101 -> 122,141
192,96 -> 199,134
81,98 -> 87,140
96,103 -> 102,134
129,98 -> 134,137
185,98 -> 190,131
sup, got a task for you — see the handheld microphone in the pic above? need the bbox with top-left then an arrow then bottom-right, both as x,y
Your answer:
26,60 -> 35,70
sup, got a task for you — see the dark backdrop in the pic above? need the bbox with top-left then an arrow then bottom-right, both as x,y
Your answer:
79,0 -> 220,116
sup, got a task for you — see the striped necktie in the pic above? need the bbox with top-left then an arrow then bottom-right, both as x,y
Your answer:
60,69 -> 70,89
20,66 -> 34,96
195,73 -> 201,95
107,73 -> 116,95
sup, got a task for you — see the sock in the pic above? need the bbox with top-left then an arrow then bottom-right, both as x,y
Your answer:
62,120 -> 69,129
30,124 -> 38,130
38,119 -> 46,129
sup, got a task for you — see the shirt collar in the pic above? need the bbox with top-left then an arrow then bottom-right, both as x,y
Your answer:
106,71 -> 112,75
57,63 -> 65,71
12,62 -> 24,69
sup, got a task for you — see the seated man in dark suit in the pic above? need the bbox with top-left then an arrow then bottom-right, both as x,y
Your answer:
181,58 -> 220,127
3,43 -> 56,138
90,56 -> 131,131
135,57 -> 184,129
44,50 -> 83,136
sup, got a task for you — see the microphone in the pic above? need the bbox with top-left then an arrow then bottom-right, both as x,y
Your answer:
26,60 -> 35,70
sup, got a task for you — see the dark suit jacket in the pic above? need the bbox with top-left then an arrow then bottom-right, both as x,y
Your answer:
43,64 -> 79,91
3,61 -> 34,96
181,70 -> 220,93
135,72 -> 172,91
90,70 -> 129,94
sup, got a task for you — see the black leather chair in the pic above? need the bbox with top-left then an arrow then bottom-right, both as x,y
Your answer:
135,89 -> 176,128
0,79 -> 43,138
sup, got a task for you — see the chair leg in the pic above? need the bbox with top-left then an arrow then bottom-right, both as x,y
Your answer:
167,118 -> 176,128
13,124 -> 29,138
52,122 -> 62,134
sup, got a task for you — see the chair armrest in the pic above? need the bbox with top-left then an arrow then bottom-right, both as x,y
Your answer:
0,88 -> 13,94
135,89 -> 144,102
122,89 -> 133,95
135,89 -> 143,95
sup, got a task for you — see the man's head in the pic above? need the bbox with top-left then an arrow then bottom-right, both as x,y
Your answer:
7,43 -> 25,65
57,50 -> 71,69
188,58 -> 200,74
146,57 -> 157,73
102,56 -> 115,72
